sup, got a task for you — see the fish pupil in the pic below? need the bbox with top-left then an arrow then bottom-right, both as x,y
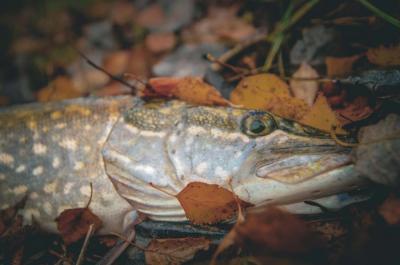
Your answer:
250,119 -> 266,134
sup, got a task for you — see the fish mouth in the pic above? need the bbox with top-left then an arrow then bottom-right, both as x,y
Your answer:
254,134 -> 353,184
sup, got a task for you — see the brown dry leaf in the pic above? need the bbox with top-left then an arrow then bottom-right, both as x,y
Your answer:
299,93 -> 347,134
230,73 -> 290,108
145,237 -> 211,265
37,76 -> 83,102
379,194 -> 400,225
177,182 -> 251,225
0,196 -> 27,236
290,62 -> 319,106
366,45 -> 400,66
126,44 -> 153,80
235,207 -> 318,254
335,96 -> 375,125
174,77 -> 229,106
145,32 -> 176,54
148,77 -> 181,98
212,207 -> 319,264
55,207 -> 102,245
325,55 -> 361,77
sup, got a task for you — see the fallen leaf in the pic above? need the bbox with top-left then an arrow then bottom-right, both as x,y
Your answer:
231,74 -> 290,108
290,62 -> 319,106
177,182 -> 251,225
354,114 -> 400,186
325,55 -> 361,77
126,45 -> 152,80
379,194 -> 400,225
110,1 -> 136,25
299,93 -> 347,134
148,77 -> 181,98
212,207 -> 319,264
136,4 -> 166,29
102,50 -> 130,76
231,74 -> 309,120
182,5 -> 255,43
261,95 -> 310,120
55,207 -> 102,245
145,237 -> 211,265
174,77 -> 229,106
145,32 -> 176,54
0,196 -> 27,236
37,76 -> 83,102
335,96 -> 375,125
366,44 -> 400,66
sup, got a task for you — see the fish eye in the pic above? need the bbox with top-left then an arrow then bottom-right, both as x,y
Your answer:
242,112 -> 276,137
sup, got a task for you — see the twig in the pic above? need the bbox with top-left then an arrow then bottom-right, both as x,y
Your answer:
75,49 -> 138,94
76,224 -> 95,265
211,34 -> 268,72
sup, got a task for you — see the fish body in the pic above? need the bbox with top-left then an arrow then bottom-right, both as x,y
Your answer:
0,96 -> 368,233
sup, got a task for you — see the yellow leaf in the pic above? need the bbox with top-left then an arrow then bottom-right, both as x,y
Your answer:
230,73 -> 290,109
177,182 -> 251,225
366,45 -> 400,66
300,94 -> 346,134
230,74 -> 310,120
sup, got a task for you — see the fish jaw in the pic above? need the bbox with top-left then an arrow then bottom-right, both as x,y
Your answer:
231,129 -> 368,206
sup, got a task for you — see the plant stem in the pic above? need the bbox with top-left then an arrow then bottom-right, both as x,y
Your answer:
357,0 -> 400,29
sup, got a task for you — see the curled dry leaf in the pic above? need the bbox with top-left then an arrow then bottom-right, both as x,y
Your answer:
37,76 -> 83,102
290,62 -> 319,106
55,207 -> 102,245
177,182 -> 251,225
145,237 -> 211,265
299,93 -> 347,134
353,114 -> 400,186
366,44 -> 400,66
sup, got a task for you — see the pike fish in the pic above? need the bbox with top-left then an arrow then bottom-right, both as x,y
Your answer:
0,96 -> 369,234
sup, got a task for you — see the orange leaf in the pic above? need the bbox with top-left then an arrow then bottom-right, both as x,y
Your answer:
37,76 -> 83,102
299,93 -> 347,134
145,237 -> 211,265
230,73 -> 290,109
177,182 -> 251,225
148,77 -> 181,97
55,207 -> 102,245
366,45 -> 400,66
174,77 -> 229,106
325,55 -> 361,78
